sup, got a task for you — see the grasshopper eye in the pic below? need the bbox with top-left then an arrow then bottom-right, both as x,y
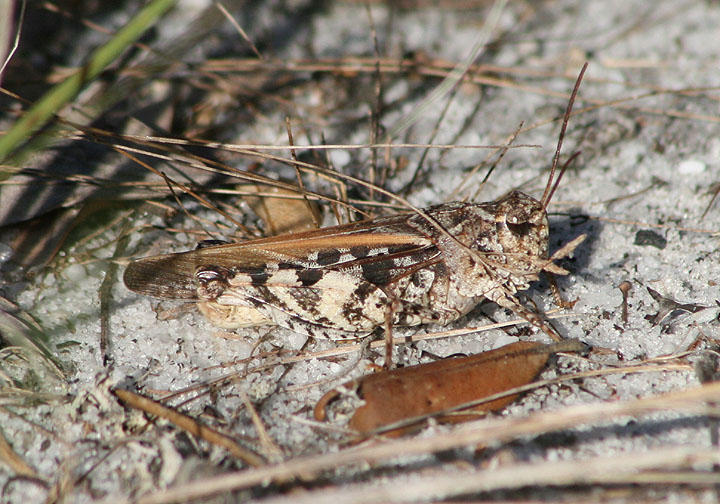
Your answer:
507,221 -> 534,237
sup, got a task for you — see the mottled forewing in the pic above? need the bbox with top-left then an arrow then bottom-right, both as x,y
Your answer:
124,212 -> 437,302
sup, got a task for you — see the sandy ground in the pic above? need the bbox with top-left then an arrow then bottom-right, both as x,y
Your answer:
1,0 -> 720,502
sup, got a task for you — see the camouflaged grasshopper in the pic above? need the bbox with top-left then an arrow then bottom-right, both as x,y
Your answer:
124,67 -> 588,345
123,188 -> 584,341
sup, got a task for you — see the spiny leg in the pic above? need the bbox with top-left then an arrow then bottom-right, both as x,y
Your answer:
545,271 -> 579,310
382,298 -> 402,369
494,291 -> 563,342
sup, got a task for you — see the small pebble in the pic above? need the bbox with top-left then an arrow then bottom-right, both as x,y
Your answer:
634,230 -> 667,250
329,149 -> 351,168
63,263 -> 87,282
677,159 -> 706,174
286,331 -> 309,350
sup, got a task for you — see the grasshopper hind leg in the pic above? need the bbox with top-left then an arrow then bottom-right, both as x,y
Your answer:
492,291 -> 563,342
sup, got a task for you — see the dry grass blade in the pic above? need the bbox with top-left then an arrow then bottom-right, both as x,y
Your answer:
239,390 -> 284,463
0,425 -> 36,477
386,0 -> 508,139
99,381 -> 720,504
113,388 -> 265,468
99,222 -> 133,366
148,452 -> 720,504
0,297 -> 64,378
254,447 -> 720,504
0,0 -> 25,83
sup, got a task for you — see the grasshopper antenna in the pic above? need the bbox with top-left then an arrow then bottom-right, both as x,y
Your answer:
541,62 -> 588,210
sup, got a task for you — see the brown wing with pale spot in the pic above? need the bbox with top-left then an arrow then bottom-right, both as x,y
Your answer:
123,212 -> 436,299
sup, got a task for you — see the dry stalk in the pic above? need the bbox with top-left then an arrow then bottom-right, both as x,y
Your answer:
103,380 -> 720,504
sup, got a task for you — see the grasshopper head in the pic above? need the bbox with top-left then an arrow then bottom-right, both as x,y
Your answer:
492,190 -> 549,263
435,192 -> 552,299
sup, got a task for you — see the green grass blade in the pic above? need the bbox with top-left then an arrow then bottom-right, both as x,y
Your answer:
0,0 -> 176,168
